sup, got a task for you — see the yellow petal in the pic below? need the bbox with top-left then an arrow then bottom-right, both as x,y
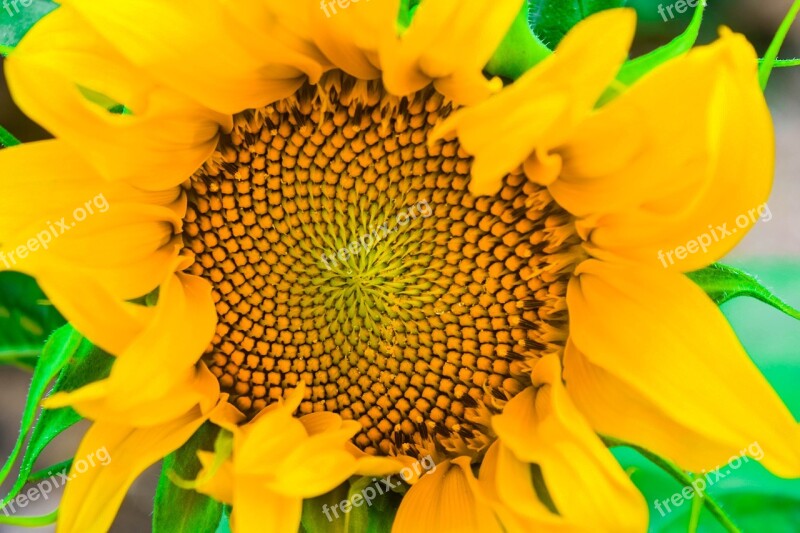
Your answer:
270,429 -> 360,497
478,442 -> 577,533
493,356 -> 647,531
307,0 -> 400,79
105,273 -> 218,409
231,478 -> 302,533
61,0 -> 318,114
565,260 -> 800,477
7,6 -> 230,190
393,458 -> 503,533
381,0 -> 523,103
56,408 -> 207,533
0,141 -> 184,300
196,450 -> 235,505
554,31 -> 772,271
45,364 -> 220,427
431,8 -> 635,194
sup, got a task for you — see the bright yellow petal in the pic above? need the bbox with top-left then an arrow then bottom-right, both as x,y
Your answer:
56,409 -> 207,533
393,458 -> 503,533
231,478 -> 302,533
6,6 -> 230,190
565,260 -> 800,477
0,141 -> 184,299
554,30 -> 772,271
432,9 -> 636,194
35,272 -> 151,356
432,8 -> 635,195
307,0 -> 400,79
381,0 -> 523,103
61,0 -> 319,114
195,450 -> 235,505
478,442 -> 577,533
493,356 -> 647,532
105,273 -> 218,409
45,364 -> 220,427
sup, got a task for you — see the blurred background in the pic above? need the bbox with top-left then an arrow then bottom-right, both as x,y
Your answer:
0,0 -> 799,531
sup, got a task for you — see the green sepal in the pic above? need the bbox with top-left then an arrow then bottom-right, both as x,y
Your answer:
397,0 -> 422,31
154,422 -> 225,533
0,326 -> 114,508
0,272 -> 66,369
528,0 -> 627,49
486,1 -> 551,80
0,0 -> 57,53
687,263 -> 800,320
607,1 -> 705,97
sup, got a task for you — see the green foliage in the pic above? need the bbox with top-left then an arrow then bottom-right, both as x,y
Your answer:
604,0 -> 704,103
687,263 -> 800,320
0,272 -> 65,369
758,0 -> 800,89
0,326 -> 114,511
302,476 -> 403,533
0,0 -> 56,53
154,423 -> 225,533
528,0 -> 627,48
0,124 -> 21,148
486,1 -> 552,80
616,260 -> 800,533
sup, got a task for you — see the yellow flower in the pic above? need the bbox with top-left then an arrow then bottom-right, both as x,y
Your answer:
1,1 -> 798,532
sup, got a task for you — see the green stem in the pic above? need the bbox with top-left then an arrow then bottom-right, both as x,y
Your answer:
604,437 -> 741,533
759,0 -> 800,89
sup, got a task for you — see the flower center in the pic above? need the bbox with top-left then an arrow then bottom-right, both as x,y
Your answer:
183,72 -> 583,460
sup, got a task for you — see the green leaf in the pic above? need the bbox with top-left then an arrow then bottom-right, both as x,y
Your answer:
687,263 -> 800,320
0,124 -> 21,147
154,422 -> 224,533
0,0 -> 56,51
528,0 -> 627,49
0,509 -> 58,526
758,0 -> 800,90
0,328 -> 114,508
0,325 -> 82,496
302,483 -> 349,533
764,58 -> 800,68
604,0 -> 705,102
0,272 -> 66,369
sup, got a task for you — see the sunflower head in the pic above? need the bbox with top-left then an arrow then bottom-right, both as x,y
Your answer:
0,1 -> 798,533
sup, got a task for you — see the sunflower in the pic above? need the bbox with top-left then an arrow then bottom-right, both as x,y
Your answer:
1,0 -> 798,532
